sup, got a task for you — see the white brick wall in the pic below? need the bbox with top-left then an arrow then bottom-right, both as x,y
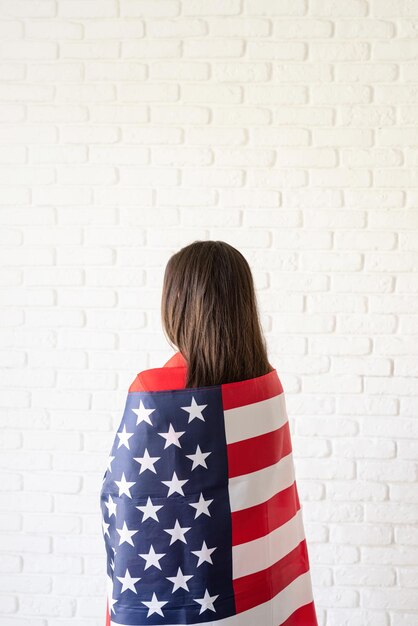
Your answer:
0,0 -> 418,624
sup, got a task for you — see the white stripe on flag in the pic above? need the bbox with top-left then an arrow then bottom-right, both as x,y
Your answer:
232,507 -> 306,578
110,570 -> 314,626
228,452 -> 295,512
223,392 -> 288,444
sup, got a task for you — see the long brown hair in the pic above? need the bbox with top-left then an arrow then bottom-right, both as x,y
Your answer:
161,240 -> 274,388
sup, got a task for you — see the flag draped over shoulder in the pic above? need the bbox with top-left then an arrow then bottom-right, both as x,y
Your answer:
100,368 -> 318,626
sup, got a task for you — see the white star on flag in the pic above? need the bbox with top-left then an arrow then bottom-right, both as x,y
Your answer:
131,399 -> 155,426
141,592 -> 168,617
139,544 -> 166,570
104,494 -> 117,518
191,540 -> 217,566
189,492 -> 213,518
158,423 -> 186,449
194,588 -> 219,614
136,496 -> 163,522
114,472 -> 136,498
163,519 -> 191,545
109,597 -> 117,614
133,448 -> 161,474
107,455 -> 115,472
186,444 -> 212,470
181,396 -> 207,423
161,470 -> 189,496
102,518 -> 110,537
117,425 -> 134,450
166,566 -> 193,592
116,568 -> 141,593
116,520 -> 139,547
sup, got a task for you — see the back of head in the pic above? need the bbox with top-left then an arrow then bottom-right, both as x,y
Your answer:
161,240 -> 274,388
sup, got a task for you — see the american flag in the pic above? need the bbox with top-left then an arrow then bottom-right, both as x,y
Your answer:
100,369 -> 318,625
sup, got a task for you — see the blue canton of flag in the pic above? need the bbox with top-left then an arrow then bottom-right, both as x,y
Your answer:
100,387 -> 236,625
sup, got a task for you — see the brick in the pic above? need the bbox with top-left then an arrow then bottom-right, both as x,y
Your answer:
273,19 -> 332,38
310,0 -> 367,16
28,105 -> 87,123
246,0 -> 306,15
214,148 -> 275,167
247,41 -> 306,60
60,41 -> 119,59
311,84 -> 372,104
336,19 -> 394,38
0,125 -> 57,144
0,20 -> 23,38
361,588 -> 418,611
279,147 -> 337,167
0,84 -> 54,101
85,61 -> 145,82
0,167 -> 55,185
184,38 -> 244,57
0,0 -> 55,17
0,146 -> 25,164
212,62 -> 269,82
58,0 -> 118,17
56,166 -> 117,185
273,63 -> 332,82
122,40 -> 181,58
55,84 -> 115,102
89,103 -> 149,124
86,19 -> 144,39
147,18 -> 206,37
310,41 -> 370,61
118,83 -> 179,102
25,20 -> 83,39
207,17 -> 270,37
314,128 -> 373,146
29,145 -> 87,164
32,186 -> 93,206
1,41 -> 57,59
327,609 -> 389,625
371,0 -> 418,16
118,166 -> 178,185
28,62 -> 82,82
181,167 -> 244,187
336,64 -> 398,82
0,64 -> 25,82
365,376 -> 417,396
120,0 -> 180,16
59,126 -> 120,144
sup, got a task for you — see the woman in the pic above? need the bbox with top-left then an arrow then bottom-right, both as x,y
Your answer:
100,240 -> 318,625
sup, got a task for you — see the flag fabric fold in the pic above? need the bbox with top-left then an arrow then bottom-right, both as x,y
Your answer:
100,367 -> 318,625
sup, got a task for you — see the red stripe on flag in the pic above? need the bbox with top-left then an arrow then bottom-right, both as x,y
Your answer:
105,598 -> 110,626
221,369 -> 283,410
233,539 -> 311,614
279,601 -> 319,626
231,481 -> 301,546
227,420 -> 292,479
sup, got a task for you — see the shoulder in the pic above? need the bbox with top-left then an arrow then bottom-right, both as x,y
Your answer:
128,351 -> 187,392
